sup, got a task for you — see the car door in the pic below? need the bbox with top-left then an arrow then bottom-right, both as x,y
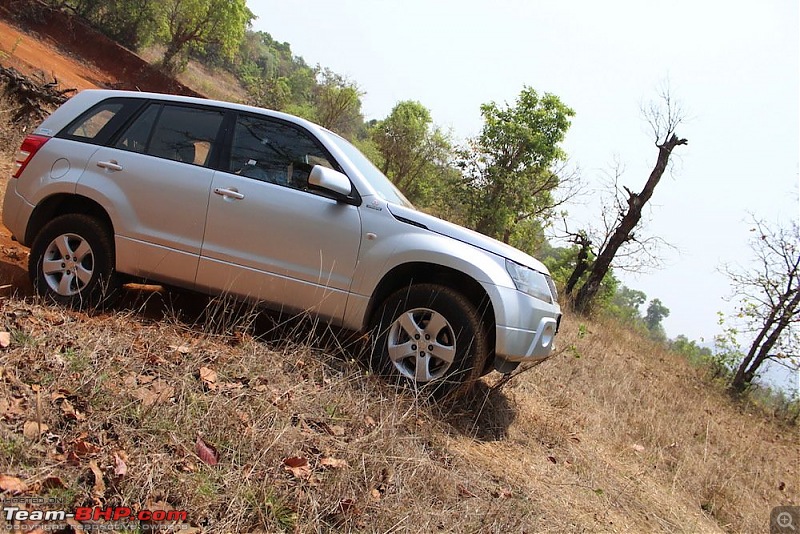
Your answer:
76,102 -> 225,286
196,113 -> 362,323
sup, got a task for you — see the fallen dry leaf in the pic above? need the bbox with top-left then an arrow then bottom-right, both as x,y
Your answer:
0,397 -> 25,419
142,499 -> 177,527
88,460 -> 105,496
195,436 -> 219,466
319,457 -> 349,469
114,452 -> 128,476
71,438 -> 101,457
283,456 -> 312,479
170,344 -> 192,355
133,379 -> 175,407
0,332 -> 10,348
23,420 -> 48,440
59,398 -> 85,421
0,474 -> 28,493
199,366 -> 217,390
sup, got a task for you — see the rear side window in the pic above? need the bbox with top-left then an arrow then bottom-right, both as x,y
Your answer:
114,104 -> 160,154
116,104 -> 224,167
59,99 -> 140,144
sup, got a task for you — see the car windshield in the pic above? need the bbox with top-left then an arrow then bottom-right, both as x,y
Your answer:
322,131 -> 414,208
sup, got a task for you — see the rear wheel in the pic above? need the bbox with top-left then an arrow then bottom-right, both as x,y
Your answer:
370,284 -> 489,397
29,214 -> 121,308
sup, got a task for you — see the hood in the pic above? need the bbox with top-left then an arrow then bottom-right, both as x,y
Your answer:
386,203 -> 550,274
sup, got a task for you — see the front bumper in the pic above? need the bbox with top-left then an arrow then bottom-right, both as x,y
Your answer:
497,316 -> 559,360
484,283 -> 561,372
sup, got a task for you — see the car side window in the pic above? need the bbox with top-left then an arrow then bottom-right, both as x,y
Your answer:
64,102 -> 124,140
116,104 -> 223,167
59,99 -> 144,145
114,104 -> 160,154
228,114 -> 336,191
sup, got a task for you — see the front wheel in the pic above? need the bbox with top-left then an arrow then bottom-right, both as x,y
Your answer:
370,284 -> 489,397
29,214 -> 121,309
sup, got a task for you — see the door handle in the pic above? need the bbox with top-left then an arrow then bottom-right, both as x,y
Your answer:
214,187 -> 245,200
97,160 -> 123,171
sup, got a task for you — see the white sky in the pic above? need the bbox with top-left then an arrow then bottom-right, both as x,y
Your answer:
249,0 -> 800,346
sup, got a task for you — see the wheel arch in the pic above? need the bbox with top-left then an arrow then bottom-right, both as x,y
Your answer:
364,262 -> 497,364
26,194 -> 114,247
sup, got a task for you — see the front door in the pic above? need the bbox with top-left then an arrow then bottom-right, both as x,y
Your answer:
197,113 -> 362,324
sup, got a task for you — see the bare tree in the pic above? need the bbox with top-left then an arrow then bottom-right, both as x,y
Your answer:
571,88 -> 687,313
561,160 -> 674,299
724,218 -> 800,393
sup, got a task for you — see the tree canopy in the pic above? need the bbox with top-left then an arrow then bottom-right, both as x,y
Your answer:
371,100 -> 453,206
156,0 -> 253,74
457,87 -> 575,246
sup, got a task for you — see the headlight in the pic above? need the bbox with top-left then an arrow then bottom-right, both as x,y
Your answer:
505,259 -> 554,304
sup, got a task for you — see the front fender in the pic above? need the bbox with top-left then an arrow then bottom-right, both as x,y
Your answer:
343,206 -> 515,331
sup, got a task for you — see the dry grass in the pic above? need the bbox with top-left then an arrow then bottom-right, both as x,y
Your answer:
0,292 -> 796,533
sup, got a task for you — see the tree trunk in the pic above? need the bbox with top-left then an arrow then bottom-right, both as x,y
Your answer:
161,40 -> 184,74
565,236 -> 592,297
730,289 -> 800,392
573,133 -> 687,314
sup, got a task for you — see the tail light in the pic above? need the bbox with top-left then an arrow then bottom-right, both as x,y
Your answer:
13,134 -> 50,179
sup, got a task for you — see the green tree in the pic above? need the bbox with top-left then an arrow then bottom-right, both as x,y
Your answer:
372,100 -> 453,205
644,298 -> 670,340
538,241 -> 619,311
670,335 -> 713,365
156,0 -> 253,74
63,0 -> 159,49
457,86 -> 575,246
611,286 -> 646,324
308,68 -> 364,139
645,298 -> 669,330
245,75 -> 291,110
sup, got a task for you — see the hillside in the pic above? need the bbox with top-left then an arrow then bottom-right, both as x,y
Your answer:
0,11 -> 797,534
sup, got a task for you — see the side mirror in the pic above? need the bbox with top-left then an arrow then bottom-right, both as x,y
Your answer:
309,165 -> 352,197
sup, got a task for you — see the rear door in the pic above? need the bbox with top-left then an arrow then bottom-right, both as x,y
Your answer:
76,102 -> 225,285
197,113 -> 362,323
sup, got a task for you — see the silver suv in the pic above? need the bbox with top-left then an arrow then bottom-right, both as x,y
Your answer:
3,90 -> 560,393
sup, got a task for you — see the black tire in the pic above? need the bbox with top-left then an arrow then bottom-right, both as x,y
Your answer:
370,284 -> 489,398
29,214 -> 121,309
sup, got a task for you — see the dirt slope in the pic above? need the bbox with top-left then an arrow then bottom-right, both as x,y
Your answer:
0,18 -> 111,91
